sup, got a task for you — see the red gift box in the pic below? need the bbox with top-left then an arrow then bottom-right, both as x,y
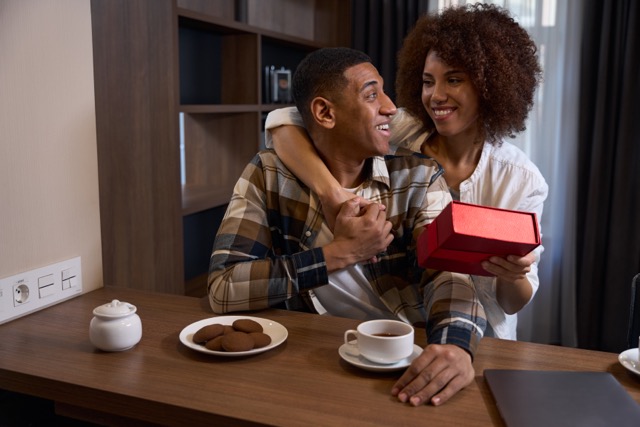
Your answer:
417,201 -> 541,276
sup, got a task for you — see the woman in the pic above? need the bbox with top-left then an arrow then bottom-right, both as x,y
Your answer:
264,3 -> 548,340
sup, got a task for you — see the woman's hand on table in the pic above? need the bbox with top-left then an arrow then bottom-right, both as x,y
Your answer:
391,343 -> 474,406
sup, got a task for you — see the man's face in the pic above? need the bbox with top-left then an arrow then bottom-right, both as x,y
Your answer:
332,63 -> 397,160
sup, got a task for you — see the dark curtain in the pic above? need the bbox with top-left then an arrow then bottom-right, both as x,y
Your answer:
350,0 -> 430,102
576,0 -> 640,352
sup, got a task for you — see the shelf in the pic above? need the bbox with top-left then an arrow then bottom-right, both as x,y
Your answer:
179,111 -> 259,216
177,6 -> 328,48
180,104 -> 294,114
179,25 -> 258,105
180,104 -> 261,113
91,0 -> 351,294
182,184 -> 233,216
176,0 -> 234,22
260,103 -> 295,112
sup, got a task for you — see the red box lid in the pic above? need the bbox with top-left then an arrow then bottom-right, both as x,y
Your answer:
417,201 -> 541,276
436,201 -> 539,254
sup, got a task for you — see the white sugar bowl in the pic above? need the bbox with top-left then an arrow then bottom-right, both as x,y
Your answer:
90,299 -> 142,351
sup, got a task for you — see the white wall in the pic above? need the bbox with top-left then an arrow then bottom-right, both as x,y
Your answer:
0,0 -> 102,292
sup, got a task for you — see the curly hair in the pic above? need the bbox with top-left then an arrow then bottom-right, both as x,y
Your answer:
396,3 -> 542,144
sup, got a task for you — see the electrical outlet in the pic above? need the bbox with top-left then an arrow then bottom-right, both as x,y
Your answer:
0,257 -> 83,324
13,282 -> 30,305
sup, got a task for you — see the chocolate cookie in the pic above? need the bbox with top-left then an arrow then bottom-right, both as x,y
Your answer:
232,319 -> 263,333
204,335 -> 224,351
223,325 -> 235,335
221,331 -> 255,352
249,332 -> 271,348
193,324 -> 225,344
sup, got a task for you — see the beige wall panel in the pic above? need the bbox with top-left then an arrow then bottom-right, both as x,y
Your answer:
0,0 -> 102,293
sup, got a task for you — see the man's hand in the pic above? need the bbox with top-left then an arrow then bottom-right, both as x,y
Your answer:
391,344 -> 474,406
323,198 -> 393,272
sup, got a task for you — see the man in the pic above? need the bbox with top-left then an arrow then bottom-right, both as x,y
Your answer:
208,47 -> 486,406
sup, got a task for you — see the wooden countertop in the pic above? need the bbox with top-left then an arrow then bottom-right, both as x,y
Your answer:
0,287 -> 638,426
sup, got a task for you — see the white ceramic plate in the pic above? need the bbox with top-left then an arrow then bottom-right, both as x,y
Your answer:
180,316 -> 288,357
339,341 -> 422,372
619,348 -> 640,376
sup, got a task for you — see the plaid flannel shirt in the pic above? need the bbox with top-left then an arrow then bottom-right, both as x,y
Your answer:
208,149 -> 486,356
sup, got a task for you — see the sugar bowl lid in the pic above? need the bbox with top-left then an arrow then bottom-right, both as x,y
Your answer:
93,299 -> 137,317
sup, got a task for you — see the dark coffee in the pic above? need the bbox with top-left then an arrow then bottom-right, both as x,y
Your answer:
373,333 -> 401,337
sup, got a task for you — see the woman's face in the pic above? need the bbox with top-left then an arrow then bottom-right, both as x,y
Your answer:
421,51 -> 479,140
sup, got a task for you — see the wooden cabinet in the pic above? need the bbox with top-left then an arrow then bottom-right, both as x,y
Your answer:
91,0 -> 351,295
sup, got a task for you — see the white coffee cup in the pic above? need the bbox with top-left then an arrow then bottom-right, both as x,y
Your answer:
344,319 -> 414,364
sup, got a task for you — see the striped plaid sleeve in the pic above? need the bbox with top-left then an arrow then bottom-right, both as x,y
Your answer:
208,154 -> 328,314
422,271 -> 487,358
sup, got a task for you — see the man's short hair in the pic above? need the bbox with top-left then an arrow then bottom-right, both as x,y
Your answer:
292,47 -> 372,127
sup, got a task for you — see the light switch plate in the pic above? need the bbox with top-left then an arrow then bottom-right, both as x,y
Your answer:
0,256 -> 83,324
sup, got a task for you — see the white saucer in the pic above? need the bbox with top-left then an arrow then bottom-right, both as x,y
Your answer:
179,315 -> 288,357
338,341 -> 422,372
619,348 -> 640,376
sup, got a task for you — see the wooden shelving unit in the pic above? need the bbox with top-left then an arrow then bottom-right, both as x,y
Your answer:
91,0 -> 351,295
